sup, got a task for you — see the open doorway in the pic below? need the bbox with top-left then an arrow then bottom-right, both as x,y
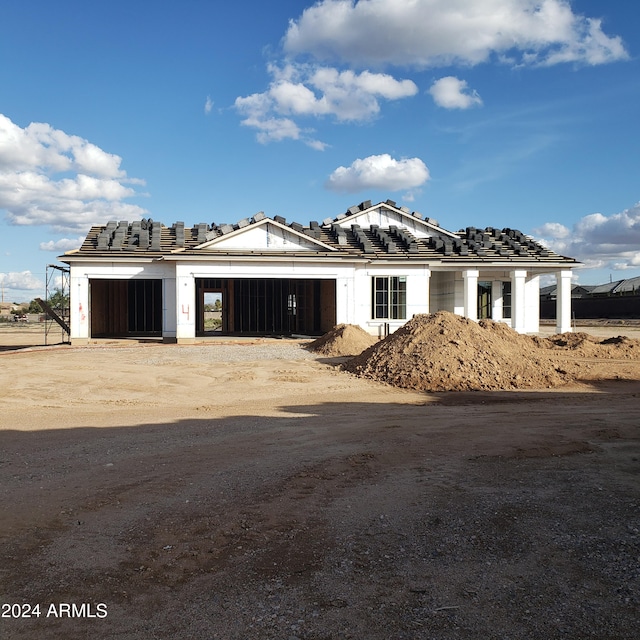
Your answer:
203,291 -> 223,332
478,281 -> 492,319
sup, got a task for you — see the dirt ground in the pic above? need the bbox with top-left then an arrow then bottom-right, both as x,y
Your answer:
0,323 -> 639,639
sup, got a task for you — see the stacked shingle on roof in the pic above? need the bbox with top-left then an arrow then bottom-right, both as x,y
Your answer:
76,200 -> 576,265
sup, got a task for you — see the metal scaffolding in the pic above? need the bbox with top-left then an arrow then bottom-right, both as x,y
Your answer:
43,264 -> 70,345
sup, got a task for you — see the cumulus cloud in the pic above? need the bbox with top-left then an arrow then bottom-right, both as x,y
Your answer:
532,202 -> 640,272
326,154 -> 430,193
235,63 -> 417,146
39,237 -> 85,252
284,0 -> 628,68
429,76 -> 483,109
0,270 -> 43,293
0,114 -> 147,234
204,96 -> 214,115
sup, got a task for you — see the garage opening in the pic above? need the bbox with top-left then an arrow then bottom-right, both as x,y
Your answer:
90,279 -> 162,338
196,278 -> 336,336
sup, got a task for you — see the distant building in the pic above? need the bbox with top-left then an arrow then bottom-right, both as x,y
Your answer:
540,284 -> 594,301
0,302 -> 21,318
541,276 -> 640,320
61,200 -> 578,344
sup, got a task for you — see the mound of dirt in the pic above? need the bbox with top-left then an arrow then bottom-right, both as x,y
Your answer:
307,324 -> 378,357
344,311 -> 578,392
540,332 -> 640,358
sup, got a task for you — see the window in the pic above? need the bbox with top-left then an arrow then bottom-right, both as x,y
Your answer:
372,276 -> 406,320
502,281 -> 512,319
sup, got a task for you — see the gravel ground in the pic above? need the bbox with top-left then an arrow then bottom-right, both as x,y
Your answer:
1,329 -> 639,639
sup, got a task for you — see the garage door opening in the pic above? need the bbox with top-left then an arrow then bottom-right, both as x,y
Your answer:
196,278 -> 336,336
90,279 -> 162,338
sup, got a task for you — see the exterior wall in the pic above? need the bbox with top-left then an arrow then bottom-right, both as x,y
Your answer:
355,264 -> 431,336
68,261 -> 175,343
69,257 -> 571,341
174,259 -> 358,342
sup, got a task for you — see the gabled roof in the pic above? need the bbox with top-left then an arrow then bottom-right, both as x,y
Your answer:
540,284 -> 594,298
613,276 -> 640,294
589,280 -> 625,295
62,199 -> 578,267
193,216 -> 337,252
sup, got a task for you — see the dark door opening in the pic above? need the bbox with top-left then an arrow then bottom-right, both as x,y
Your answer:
90,279 -> 162,338
196,278 -> 336,336
478,281 -> 492,319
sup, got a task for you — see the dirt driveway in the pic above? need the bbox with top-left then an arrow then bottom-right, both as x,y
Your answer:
0,325 -> 639,639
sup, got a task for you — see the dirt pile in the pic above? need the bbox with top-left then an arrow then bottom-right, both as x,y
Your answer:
344,311 -> 640,392
537,332 -> 640,358
306,323 -> 378,357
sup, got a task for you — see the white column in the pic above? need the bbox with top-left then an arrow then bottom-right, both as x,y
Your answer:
424,269 -> 431,316
69,272 -> 89,343
524,275 -> 541,333
556,270 -> 573,333
491,280 -> 503,322
463,269 -> 479,321
162,278 -> 177,340
335,275 -> 353,325
511,270 -> 527,333
176,270 -> 196,343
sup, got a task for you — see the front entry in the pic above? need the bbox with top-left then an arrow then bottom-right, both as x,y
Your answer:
478,281 -> 492,319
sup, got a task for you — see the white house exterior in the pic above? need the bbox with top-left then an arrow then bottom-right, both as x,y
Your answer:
61,200 -> 578,344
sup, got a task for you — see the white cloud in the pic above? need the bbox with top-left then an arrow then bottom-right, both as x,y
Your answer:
284,0 -> 628,68
533,221 -> 570,240
0,114 -> 147,234
326,154 -> 430,193
235,63 -> 417,146
429,76 -> 483,109
39,237 -> 85,252
532,202 -> 640,272
0,270 -> 43,292
204,96 -> 214,115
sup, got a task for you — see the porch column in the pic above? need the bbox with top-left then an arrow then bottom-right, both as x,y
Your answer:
510,270 -> 527,333
556,270 -> 573,333
463,269 -> 479,321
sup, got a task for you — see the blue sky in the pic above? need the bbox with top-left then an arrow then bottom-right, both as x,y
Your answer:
1,0 -> 639,302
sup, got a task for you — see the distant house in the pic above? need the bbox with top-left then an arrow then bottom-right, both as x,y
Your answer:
540,284 -> 594,301
589,277 -> 640,297
589,280 -> 625,297
61,200 -> 578,344
0,302 -> 22,319
541,276 -> 640,320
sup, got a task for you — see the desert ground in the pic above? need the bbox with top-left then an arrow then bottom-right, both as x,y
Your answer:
0,321 -> 639,639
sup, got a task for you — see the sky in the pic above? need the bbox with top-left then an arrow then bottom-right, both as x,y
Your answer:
1,0 -> 639,303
